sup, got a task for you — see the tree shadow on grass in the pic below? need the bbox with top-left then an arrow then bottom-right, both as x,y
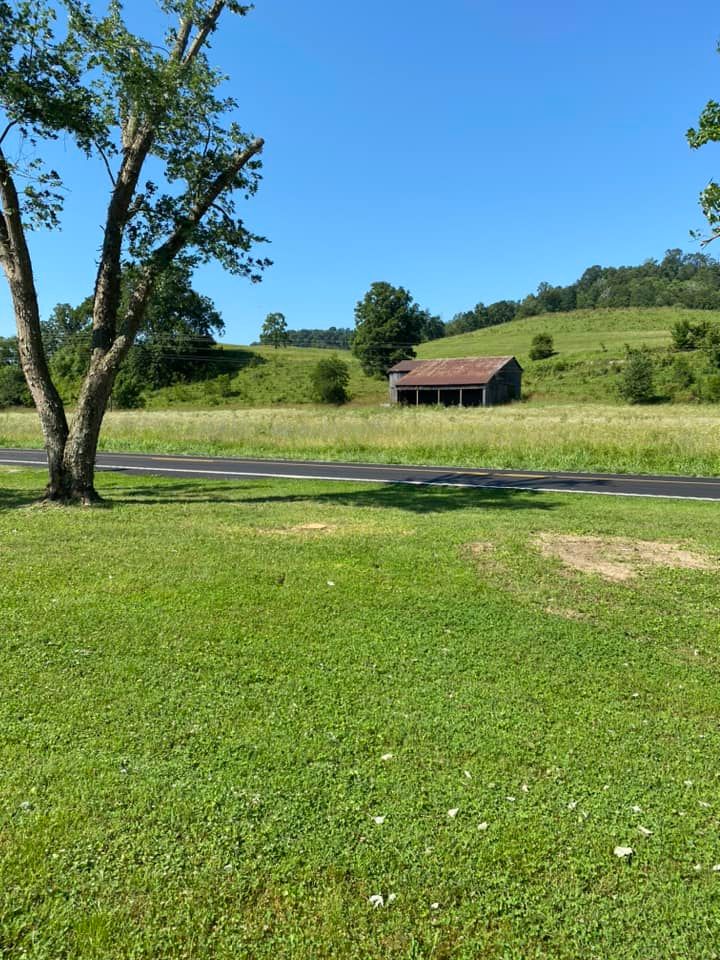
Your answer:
0,486 -> 40,510
108,479 -> 559,514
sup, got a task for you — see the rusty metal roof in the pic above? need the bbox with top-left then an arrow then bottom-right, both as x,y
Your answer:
387,359 -> 426,373
396,357 -> 518,387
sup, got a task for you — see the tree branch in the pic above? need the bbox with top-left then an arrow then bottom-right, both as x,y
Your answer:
0,148 -> 27,259
0,120 -> 18,148
700,233 -> 720,248
110,136 -> 264,358
183,1 -> 226,65
0,211 -> 13,270
210,200 -> 234,226
96,4 -> 233,350
153,136 -> 264,271
0,145 -> 68,448
96,141 -> 117,186
171,15 -> 194,61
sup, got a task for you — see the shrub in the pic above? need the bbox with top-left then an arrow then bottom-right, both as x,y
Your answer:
700,373 -> 720,402
670,355 -> 695,389
671,318 -> 695,351
311,354 -> 350,404
618,347 -> 655,404
702,325 -> 720,368
214,373 -> 233,397
111,370 -> 145,409
671,317 -> 719,353
529,333 -> 555,361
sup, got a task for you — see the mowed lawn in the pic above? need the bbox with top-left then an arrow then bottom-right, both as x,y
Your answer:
1,467 -> 720,959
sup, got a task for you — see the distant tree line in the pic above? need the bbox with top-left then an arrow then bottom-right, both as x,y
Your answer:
284,249 -> 720,352
444,249 -> 720,339
252,324 -> 353,349
287,327 -> 354,349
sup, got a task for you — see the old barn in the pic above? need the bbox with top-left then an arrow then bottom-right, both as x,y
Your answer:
388,357 -> 522,407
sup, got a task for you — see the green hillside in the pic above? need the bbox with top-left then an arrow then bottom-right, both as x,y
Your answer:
138,307 -> 716,407
145,344 -> 385,408
418,307 -> 715,402
418,307 -> 681,361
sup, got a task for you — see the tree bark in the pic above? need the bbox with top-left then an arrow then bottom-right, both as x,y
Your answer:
0,148 -> 71,500
62,340 -> 122,504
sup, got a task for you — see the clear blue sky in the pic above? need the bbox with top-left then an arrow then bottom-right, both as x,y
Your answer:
1,0 -> 719,342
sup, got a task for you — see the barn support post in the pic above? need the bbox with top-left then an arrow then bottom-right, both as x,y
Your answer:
437,388 -> 440,405
415,388 -> 419,406
482,387 -> 488,407
459,388 -> 463,407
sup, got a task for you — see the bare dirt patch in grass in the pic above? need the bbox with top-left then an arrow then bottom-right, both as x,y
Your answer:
464,541 -> 495,557
544,604 -> 589,621
254,522 -> 339,536
534,534 -> 717,582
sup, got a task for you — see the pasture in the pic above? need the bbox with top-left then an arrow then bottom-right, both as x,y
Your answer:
1,466 -> 719,958
2,401 -> 720,476
417,307 -> 682,363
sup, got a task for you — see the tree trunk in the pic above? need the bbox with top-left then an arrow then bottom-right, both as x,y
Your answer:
1,147 -> 72,502
5,272 -> 72,502
62,356 -> 120,504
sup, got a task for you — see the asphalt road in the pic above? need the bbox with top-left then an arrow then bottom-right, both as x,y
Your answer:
1,448 -> 719,501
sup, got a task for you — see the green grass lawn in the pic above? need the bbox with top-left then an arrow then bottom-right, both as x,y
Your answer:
2,466 -> 720,958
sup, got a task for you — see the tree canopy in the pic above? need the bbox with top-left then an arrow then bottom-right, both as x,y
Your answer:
445,250 -> 720,339
352,282 -> 430,377
688,60 -> 720,245
283,327 -> 353,350
259,312 -> 290,349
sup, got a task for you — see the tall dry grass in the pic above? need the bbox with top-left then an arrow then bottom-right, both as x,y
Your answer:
2,402 -> 719,475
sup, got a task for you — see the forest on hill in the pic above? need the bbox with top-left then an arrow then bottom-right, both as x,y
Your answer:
444,248 -> 720,336
282,249 -> 720,345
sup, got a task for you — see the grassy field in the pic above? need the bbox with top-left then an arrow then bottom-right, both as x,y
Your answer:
418,307 -> 681,362
145,344 -> 383,408
1,466 -> 720,958
2,402 -> 720,476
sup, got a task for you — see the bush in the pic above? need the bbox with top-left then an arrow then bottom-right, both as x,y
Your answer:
311,354 -> 350,404
671,317 -> 710,351
618,347 -> 655,404
700,373 -> 720,402
529,333 -> 555,361
111,370 -> 145,409
0,366 -> 31,407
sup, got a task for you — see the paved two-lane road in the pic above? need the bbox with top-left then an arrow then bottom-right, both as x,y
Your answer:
1,448 -> 719,500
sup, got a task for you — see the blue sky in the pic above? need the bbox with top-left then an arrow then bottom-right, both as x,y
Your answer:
1,0 -> 719,342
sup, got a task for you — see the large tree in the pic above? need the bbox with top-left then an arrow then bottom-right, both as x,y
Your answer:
259,311 -> 289,349
0,1 -> 269,502
352,281 -> 428,377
